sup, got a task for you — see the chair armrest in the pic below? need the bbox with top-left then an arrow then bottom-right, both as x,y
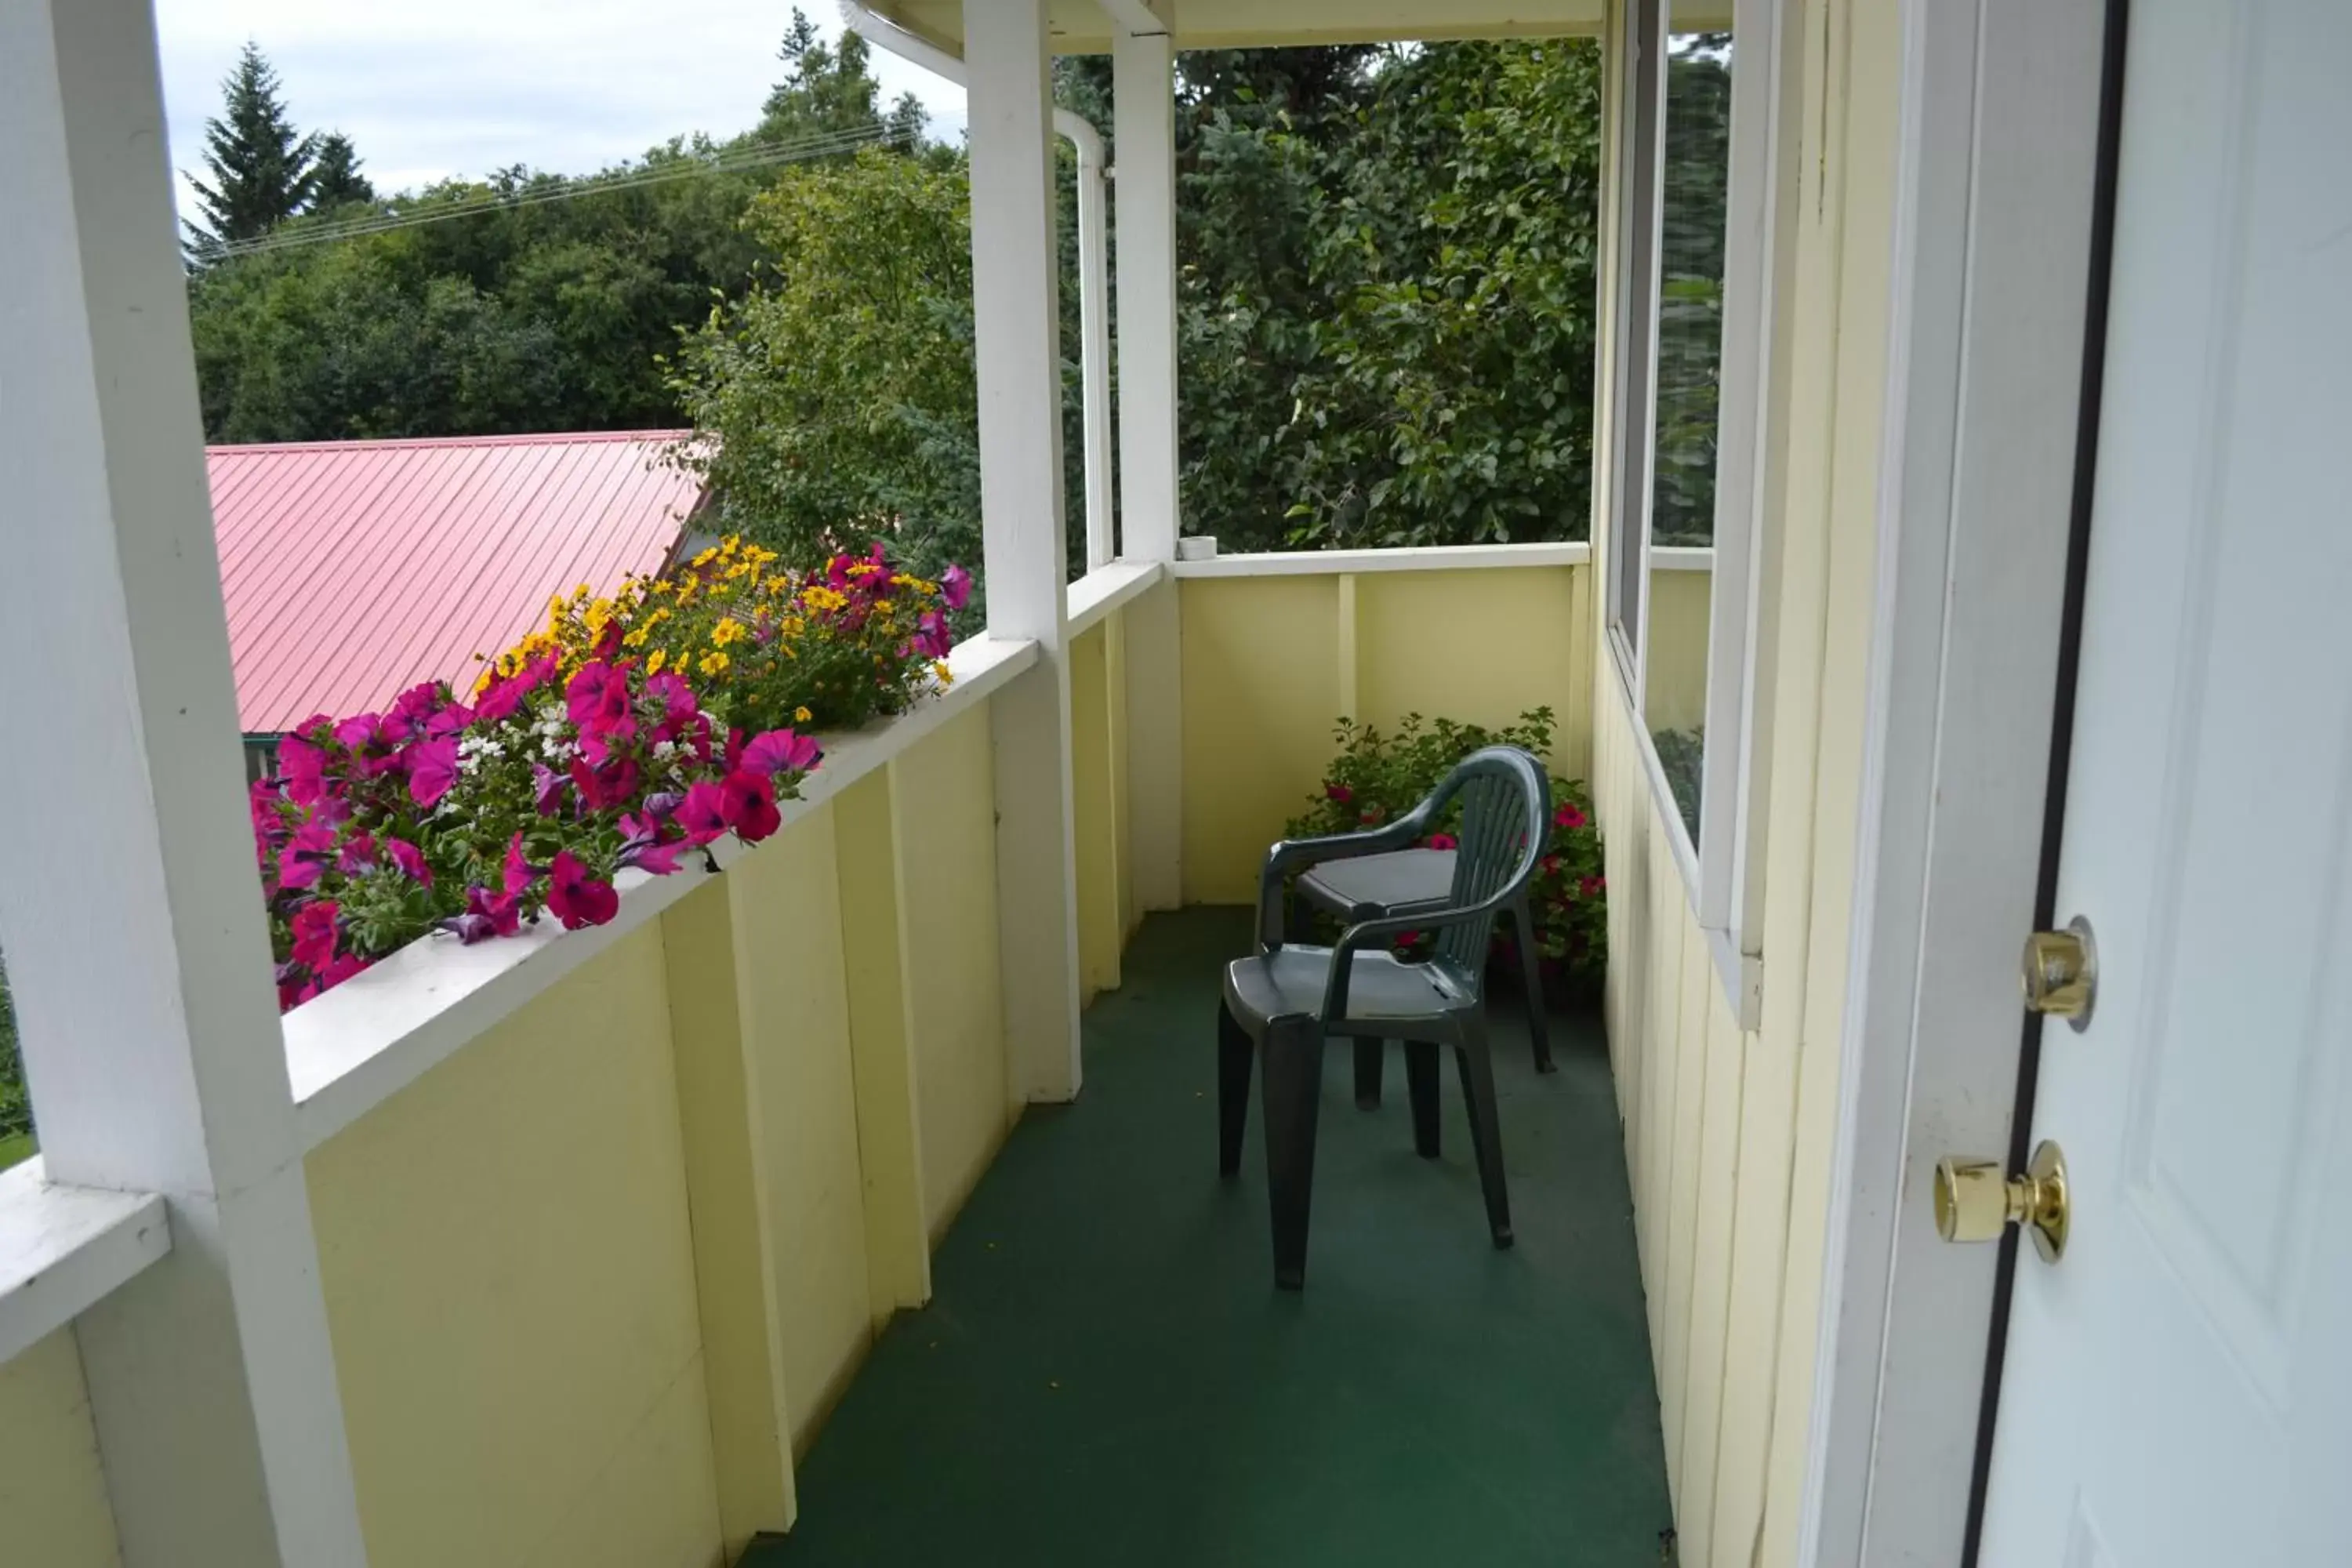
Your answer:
1320,891 -> 1522,1021
1253,804 -> 1439,951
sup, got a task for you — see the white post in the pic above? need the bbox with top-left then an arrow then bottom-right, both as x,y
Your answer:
0,4 -> 368,1564
1114,15 -> 1187,911
968,0 -> 1085,1101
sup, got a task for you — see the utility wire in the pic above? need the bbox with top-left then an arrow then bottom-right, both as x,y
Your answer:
205,122 -> 915,262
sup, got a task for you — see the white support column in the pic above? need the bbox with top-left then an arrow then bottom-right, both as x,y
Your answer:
0,5 -> 368,1564
968,0 -> 1084,1102
1113,16 -> 1187,913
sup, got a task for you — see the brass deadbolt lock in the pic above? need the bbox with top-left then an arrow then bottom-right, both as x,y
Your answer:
2021,916 -> 2096,1030
1934,1141 -> 2070,1264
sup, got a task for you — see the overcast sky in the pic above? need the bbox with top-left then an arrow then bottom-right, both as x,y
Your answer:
154,1 -> 967,217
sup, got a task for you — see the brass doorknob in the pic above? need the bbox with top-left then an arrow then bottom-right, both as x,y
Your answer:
1933,1142 -> 2070,1263
2021,916 -> 2096,1029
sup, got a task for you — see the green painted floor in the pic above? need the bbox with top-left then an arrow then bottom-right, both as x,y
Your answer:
745,908 -> 1671,1568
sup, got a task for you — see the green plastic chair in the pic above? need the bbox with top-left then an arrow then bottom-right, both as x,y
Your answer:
1290,846 -> 1556,1112
1217,746 -> 1552,1289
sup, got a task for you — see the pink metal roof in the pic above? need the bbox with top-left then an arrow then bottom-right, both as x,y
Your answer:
209,430 -> 703,733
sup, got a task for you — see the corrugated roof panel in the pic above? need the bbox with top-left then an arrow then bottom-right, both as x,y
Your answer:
209,431 -> 701,733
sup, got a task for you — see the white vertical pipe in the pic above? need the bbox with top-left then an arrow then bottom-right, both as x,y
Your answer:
1112,19 -> 1186,911
0,2 -> 367,1563
839,0 -> 1114,571
965,0 -> 1085,1101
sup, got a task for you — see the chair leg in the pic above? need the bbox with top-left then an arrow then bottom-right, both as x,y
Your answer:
1513,893 -> 1556,1074
1217,1000 -> 1254,1178
1259,1018 -> 1327,1290
1454,1029 -> 1515,1249
1353,1039 -> 1385,1109
1404,1040 -> 1442,1159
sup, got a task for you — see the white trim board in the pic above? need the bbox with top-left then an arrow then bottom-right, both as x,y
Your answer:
0,1160 -> 171,1365
285,633 -> 1037,1150
1170,541 -> 1590,577
1065,557 -> 1163,636
1799,2 -> 2110,1563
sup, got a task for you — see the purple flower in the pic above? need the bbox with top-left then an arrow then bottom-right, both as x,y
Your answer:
940,563 -> 972,611
337,833 -> 378,875
278,723 -> 333,807
546,851 -> 619,931
277,818 -> 339,891
386,838 -> 431,886
405,735 -> 459,808
532,761 -> 567,816
644,671 -> 699,742
739,728 -> 822,779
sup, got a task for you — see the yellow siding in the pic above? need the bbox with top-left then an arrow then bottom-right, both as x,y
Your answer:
305,923 -> 723,1568
893,704 -> 1016,1241
1071,619 -> 1123,1001
1179,574 -> 1344,903
1588,2 -> 1904,1565
1178,564 -> 1595,903
725,805 -> 873,1454
0,1328 -> 122,1568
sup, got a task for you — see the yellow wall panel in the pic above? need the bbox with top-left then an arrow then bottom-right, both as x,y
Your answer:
894,704 -> 1014,1242
1658,910 -> 1712,1499
1678,983 -> 1746,1568
0,1328 -> 122,1568
1353,566 -> 1592,778
1070,621 -> 1123,1002
727,805 -> 875,1456
306,923 -> 721,1568
1179,575 -> 1344,903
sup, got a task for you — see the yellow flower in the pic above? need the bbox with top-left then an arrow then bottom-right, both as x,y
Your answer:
793,706 -> 812,723
711,617 -> 746,648
622,627 -> 649,648
648,649 -> 668,675
699,650 -> 730,677
933,661 -> 954,686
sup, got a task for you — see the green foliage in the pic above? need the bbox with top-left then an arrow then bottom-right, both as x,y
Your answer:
187,42 -> 321,249
185,11 -> 924,445
0,958 -> 28,1147
1653,35 -> 1733,545
1286,709 -> 1607,982
666,149 -> 982,589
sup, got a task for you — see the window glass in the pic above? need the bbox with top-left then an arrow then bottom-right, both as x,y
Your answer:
1641,15 -> 1732,844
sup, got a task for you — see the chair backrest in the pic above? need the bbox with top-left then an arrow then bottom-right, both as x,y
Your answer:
1429,746 -> 1553,985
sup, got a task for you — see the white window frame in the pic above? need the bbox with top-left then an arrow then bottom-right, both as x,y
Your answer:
1602,0 -> 1794,1027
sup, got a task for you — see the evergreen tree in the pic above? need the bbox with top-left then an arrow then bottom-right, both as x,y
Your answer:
307,132 -> 376,212
187,42 -> 320,248
758,10 -> 921,149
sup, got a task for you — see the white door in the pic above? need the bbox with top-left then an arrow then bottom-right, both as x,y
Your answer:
1977,2 -> 2352,1563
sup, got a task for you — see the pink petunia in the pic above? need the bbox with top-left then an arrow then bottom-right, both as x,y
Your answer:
546,851 -> 619,931
1554,802 -> 1588,833
720,770 -> 781,843
337,833 -> 377,875
532,761 -> 566,816
644,671 -> 699,742
739,728 -> 822,779
1578,874 -> 1604,899
568,753 -> 641,812
940,563 -> 972,611
1325,782 -> 1353,805
405,735 -> 459,808
565,661 -> 633,742
386,838 -> 431,886
277,818 -> 339,891
1427,833 -> 1458,851
289,901 -> 340,971
677,780 -> 730,846
278,723 -> 333,806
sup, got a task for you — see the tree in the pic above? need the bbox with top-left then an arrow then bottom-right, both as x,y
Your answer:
666,149 -> 981,587
760,9 -> 926,151
307,132 -> 376,212
187,42 -> 319,249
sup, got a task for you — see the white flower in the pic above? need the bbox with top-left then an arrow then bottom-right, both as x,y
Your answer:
653,740 -> 679,762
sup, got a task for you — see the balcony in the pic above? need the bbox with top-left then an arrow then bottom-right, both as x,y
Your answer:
2,547 -> 1707,1566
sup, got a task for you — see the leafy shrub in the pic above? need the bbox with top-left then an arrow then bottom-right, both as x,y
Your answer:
1286,708 -> 1606,983
0,960 -> 28,1145
1650,727 -> 1704,844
